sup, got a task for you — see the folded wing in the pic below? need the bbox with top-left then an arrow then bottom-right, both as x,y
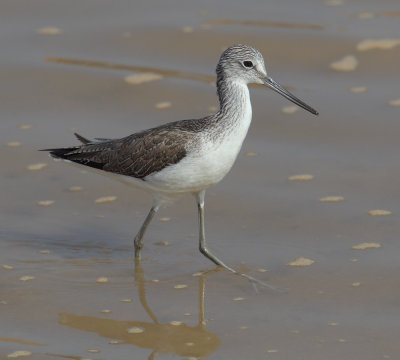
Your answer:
42,128 -> 188,180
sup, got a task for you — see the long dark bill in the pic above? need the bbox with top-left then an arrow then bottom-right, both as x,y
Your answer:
264,77 -> 319,116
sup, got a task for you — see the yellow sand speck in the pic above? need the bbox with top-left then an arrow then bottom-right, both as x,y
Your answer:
356,12 -> 375,19
329,322 -> 339,326
338,339 -> 347,343
127,327 -> 144,333
185,342 -> 195,346
357,39 -> 400,51
18,124 -> 32,130
233,297 -> 245,301
69,186 -> 83,192
109,340 -> 123,344
87,349 -> 100,353
174,284 -> 188,289
192,272 -> 203,276
184,312 -> 192,316
7,350 -> 32,358
96,277 -> 108,283
368,209 -> 391,216
121,299 -> 133,303
257,268 -> 268,273
37,200 -> 55,207
27,163 -> 47,171
155,241 -> 170,246
95,196 -> 117,204
350,258 -> 359,262
350,86 -> 367,93
155,101 -> 172,109
240,326 -> 248,330
281,105 -> 299,114
152,279 -> 159,283
244,151 -> 257,157
124,72 -> 163,85
352,282 -> 361,287
352,242 -> 381,250
330,55 -> 358,72
319,196 -> 344,202
7,142 -> 22,147
109,340 -> 122,345
170,321 -> 183,326
20,276 -> 35,282
3,265 -> 13,270
388,99 -> 400,107
287,257 -> 315,267
182,26 -> 194,33
40,250 -> 50,254
100,309 -> 112,314
267,349 -> 279,353
159,217 -> 171,222
288,174 -> 314,181
36,27 -> 62,35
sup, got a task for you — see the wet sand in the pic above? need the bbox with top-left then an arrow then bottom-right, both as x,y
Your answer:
1,0 -> 400,359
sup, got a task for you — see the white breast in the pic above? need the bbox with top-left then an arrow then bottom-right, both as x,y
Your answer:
145,82 -> 253,195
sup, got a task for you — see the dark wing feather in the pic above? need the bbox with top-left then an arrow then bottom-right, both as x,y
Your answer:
74,133 -> 91,144
42,127 -> 189,179
74,132 -> 113,145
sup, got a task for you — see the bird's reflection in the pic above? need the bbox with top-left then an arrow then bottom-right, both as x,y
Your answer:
59,259 -> 221,359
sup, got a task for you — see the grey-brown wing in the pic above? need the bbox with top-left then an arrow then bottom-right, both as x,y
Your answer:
45,129 -> 188,179
103,129 -> 188,178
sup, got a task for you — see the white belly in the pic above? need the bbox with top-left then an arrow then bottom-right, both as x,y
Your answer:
145,105 -> 252,195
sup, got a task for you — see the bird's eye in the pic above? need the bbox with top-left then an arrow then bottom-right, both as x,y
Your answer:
243,61 -> 253,68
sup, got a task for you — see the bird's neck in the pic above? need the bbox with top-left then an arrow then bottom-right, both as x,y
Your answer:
216,76 -> 252,126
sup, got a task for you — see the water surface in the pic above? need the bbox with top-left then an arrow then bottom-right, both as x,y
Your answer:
1,0 -> 400,359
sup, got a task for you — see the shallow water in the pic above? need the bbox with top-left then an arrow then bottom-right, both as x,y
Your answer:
1,0 -> 400,359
